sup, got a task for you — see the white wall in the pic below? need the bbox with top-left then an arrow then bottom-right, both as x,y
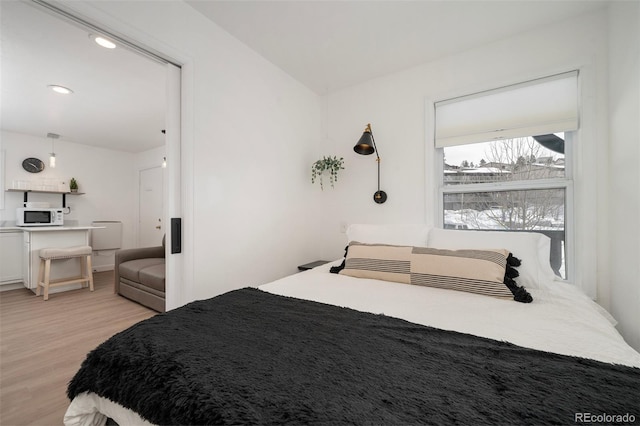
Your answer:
322,10 -> 608,259
135,146 -> 165,172
66,1 -> 323,304
607,2 -> 640,350
0,130 -> 138,269
321,9 -> 640,348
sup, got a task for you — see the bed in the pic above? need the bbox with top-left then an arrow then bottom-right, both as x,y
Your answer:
64,225 -> 640,425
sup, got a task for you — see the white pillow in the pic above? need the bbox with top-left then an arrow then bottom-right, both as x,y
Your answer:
346,224 -> 430,247
426,228 -> 555,289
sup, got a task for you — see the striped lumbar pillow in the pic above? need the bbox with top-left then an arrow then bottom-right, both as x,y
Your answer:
410,247 -> 515,299
338,243 -> 531,303
339,242 -> 412,284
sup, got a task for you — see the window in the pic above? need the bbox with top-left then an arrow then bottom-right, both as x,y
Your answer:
434,72 -> 578,280
441,135 -> 570,278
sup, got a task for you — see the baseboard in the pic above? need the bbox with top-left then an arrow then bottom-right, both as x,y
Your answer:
92,264 -> 114,273
0,282 -> 25,292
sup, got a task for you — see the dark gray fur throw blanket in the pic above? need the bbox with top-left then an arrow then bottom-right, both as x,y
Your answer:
68,288 -> 640,425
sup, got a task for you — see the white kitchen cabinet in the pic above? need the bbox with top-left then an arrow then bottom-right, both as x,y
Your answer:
0,231 -> 23,284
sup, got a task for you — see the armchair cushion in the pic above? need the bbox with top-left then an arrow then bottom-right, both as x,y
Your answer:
138,263 -> 165,293
119,258 -> 165,284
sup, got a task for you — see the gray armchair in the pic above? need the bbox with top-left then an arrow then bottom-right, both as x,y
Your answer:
115,238 -> 165,312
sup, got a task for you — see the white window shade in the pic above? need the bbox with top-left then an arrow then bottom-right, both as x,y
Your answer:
435,71 -> 578,148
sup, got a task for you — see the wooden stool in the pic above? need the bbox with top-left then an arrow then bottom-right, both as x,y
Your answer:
36,245 -> 94,301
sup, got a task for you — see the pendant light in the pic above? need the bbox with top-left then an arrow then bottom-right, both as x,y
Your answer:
47,133 -> 60,168
161,130 -> 167,168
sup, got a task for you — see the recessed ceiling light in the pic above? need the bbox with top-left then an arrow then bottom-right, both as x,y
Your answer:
48,85 -> 73,95
90,34 -> 116,49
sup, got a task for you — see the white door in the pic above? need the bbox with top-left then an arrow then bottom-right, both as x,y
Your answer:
164,63 -> 184,311
139,166 -> 164,247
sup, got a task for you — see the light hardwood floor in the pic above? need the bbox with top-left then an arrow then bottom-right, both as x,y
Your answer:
0,271 -> 156,425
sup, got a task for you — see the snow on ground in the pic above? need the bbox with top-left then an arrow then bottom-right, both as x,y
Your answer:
444,208 -> 564,231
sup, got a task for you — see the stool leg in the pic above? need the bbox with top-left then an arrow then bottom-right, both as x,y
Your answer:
80,255 -> 86,288
43,259 -> 51,301
86,255 -> 94,292
36,258 -> 45,297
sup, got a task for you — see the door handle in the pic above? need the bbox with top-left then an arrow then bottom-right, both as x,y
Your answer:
155,226 -> 162,229
171,218 -> 181,254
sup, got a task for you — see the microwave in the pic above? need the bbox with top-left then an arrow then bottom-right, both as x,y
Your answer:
16,208 -> 64,226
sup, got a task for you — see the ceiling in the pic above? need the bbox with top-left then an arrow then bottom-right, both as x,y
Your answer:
1,1 -> 608,153
187,0 -> 609,94
0,1 -> 166,153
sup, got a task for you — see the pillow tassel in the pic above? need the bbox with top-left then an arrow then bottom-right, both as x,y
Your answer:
503,276 -> 533,303
505,264 -> 520,279
507,253 -> 522,267
503,253 -> 532,303
330,245 -> 349,274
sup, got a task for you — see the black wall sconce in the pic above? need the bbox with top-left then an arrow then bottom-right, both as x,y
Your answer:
354,123 -> 387,204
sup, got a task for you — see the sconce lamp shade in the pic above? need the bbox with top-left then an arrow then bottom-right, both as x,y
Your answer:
353,123 -> 387,204
354,125 -> 375,155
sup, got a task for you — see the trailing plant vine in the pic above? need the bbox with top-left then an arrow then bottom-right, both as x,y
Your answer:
311,156 -> 344,190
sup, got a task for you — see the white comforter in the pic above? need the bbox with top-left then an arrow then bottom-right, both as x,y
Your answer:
260,261 -> 640,368
65,262 -> 640,425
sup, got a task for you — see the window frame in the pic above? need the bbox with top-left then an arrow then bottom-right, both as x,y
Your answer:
427,78 -> 579,285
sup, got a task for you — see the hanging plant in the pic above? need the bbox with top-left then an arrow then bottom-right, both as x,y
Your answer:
311,156 -> 344,190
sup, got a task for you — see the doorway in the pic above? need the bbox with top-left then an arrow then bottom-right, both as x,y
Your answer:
16,1 -> 184,310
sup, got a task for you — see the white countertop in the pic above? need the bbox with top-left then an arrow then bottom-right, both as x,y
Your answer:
0,221 -> 103,232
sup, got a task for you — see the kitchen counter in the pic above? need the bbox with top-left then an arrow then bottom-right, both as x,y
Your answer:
0,222 -> 104,294
0,221 -> 102,232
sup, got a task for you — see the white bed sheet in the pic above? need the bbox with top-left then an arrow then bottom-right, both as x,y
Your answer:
260,261 -> 640,368
64,391 -> 153,426
65,262 -> 640,425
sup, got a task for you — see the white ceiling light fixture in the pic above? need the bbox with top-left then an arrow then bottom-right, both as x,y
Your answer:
48,84 -> 73,95
90,34 -> 116,49
47,133 -> 60,168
